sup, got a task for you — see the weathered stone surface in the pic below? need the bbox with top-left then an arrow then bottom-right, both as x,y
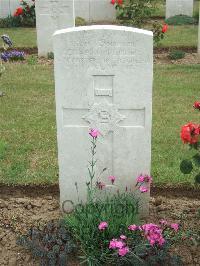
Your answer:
35,0 -> 75,56
53,25 -> 153,216
75,0 -> 116,22
166,0 -> 194,18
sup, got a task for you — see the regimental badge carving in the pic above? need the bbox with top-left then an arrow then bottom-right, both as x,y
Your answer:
83,101 -> 126,135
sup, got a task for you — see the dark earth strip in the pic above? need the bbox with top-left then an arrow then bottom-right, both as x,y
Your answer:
0,184 -> 199,199
0,46 -> 198,55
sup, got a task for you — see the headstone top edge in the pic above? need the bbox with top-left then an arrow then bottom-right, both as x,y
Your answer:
53,25 -> 153,37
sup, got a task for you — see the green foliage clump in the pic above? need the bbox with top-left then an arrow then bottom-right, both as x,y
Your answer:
15,0 -> 36,27
27,55 -> 38,65
0,0 -> 36,27
65,192 -> 139,265
47,52 -> 54,60
152,22 -> 167,46
169,50 -> 185,60
17,220 -> 76,266
75,17 -> 87,26
0,16 -> 21,28
165,15 -> 197,25
114,0 -> 158,26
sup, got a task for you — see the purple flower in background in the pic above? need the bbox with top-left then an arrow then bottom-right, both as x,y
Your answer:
1,52 -> 9,62
0,50 -> 25,62
1,34 -> 13,47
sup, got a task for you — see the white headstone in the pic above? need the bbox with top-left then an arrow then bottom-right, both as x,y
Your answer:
35,0 -> 75,56
166,0 -> 194,18
75,0 -> 116,22
53,25 -> 153,216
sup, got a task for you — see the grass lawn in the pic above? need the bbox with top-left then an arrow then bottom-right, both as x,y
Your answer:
0,62 -> 200,186
0,23 -> 198,49
160,25 -> 198,48
0,27 -> 37,48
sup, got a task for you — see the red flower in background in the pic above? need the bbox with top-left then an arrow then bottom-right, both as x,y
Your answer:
117,0 -> 123,5
14,7 -> 23,16
162,24 -> 168,33
193,101 -> 200,110
110,0 -> 123,5
181,122 -> 200,144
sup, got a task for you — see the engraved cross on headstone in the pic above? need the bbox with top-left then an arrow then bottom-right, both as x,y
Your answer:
40,0 -> 70,27
62,75 -> 145,175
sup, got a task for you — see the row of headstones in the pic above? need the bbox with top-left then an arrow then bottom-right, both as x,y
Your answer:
36,0 -> 197,56
49,1 -> 153,216
0,0 -> 195,19
0,0 -> 115,19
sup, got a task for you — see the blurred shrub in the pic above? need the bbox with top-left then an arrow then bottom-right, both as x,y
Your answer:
75,17 -> 87,26
47,52 -> 54,60
165,15 -> 197,25
168,50 -> 186,60
0,16 -> 21,28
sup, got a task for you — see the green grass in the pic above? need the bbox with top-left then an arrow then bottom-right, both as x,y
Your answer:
160,25 -> 198,47
1,62 -> 200,186
0,22 -> 198,49
0,28 -> 37,48
153,64 -> 200,186
0,63 -> 57,184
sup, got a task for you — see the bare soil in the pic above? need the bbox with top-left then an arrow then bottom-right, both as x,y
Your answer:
154,52 -> 200,65
0,186 -> 199,266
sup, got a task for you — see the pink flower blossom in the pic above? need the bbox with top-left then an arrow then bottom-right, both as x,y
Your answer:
159,219 -> 168,226
170,223 -> 179,232
98,221 -> 108,230
139,186 -> 148,193
136,175 -> 152,184
118,246 -> 129,256
89,128 -> 100,138
142,223 -> 165,247
128,224 -> 138,231
136,175 -> 145,183
109,239 -> 124,249
108,175 -> 116,184
145,175 -> 152,183
120,235 -> 127,240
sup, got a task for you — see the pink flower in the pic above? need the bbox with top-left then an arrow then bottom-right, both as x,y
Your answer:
136,175 -> 145,183
98,221 -> 108,230
137,175 -> 152,184
118,246 -> 129,256
120,235 -> 127,240
139,186 -> 148,193
145,175 -> 152,183
109,239 -> 124,249
108,175 -> 116,184
141,223 -> 165,247
89,128 -> 100,138
159,219 -> 168,226
128,224 -> 138,231
170,223 -> 179,232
